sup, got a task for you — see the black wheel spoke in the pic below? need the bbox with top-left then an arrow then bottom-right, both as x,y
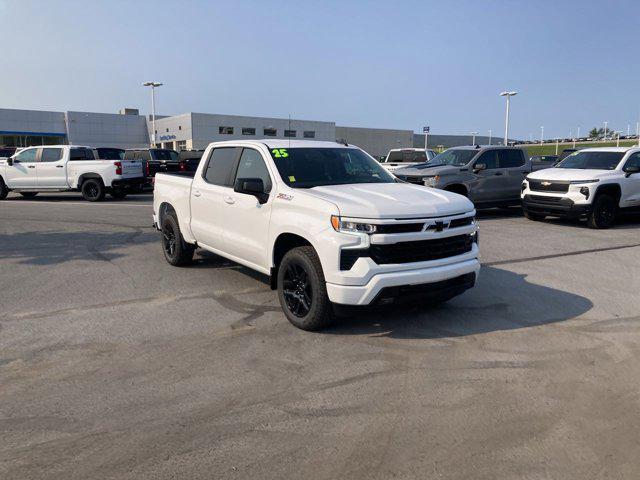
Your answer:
282,259 -> 313,318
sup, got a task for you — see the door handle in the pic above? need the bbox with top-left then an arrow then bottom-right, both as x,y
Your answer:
494,172 -> 503,176
192,191 -> 201,197
56,165 -> 64,168
28,165 -> 35,169
224,196 -> 235,205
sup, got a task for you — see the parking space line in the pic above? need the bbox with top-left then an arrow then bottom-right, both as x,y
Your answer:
1,200 -> 151,207
484,243 -> 640,267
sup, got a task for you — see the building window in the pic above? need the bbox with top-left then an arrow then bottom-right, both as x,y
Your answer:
166,128 -> 169,132
303,131 -> 315,138
219,126 -> 234,135
284,130 -> 296,138
242,127 -> 256,136
154,130 -> 157,134
176,140 -> 187,150
178,125 -> 182,131
263,128 -> 277,136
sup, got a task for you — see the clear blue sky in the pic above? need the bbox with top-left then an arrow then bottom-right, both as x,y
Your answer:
2,0 -> 639,139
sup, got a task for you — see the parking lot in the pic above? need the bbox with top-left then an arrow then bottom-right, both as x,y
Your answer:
1,192 -> 640,479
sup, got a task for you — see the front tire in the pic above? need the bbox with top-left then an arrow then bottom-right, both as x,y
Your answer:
0,178 -> 9,200
587,194 -> 617,229
161,214 -> 195,266
81,178 -> 105,202
19,192 -> 38,198
277,246 -> 334,331
524,210 -> 545,221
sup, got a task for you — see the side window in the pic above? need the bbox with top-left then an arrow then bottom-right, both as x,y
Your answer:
203,148 -> 238,186
70,148 -> 94,161
15,148 -> 38,163
41,148 -> 63,162
499,149 -> 525,168
624,153 -> 640,170
124,150 -> 134,160
234,149 -> 272,192
142,151 -> 152,161
475,150 -> 499,169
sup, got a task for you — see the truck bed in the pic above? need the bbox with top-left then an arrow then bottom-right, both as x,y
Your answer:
153,173 -> 194,238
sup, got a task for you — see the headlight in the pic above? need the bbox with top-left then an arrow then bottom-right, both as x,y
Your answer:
331,216 -> 377,234
423,175 -> 440,187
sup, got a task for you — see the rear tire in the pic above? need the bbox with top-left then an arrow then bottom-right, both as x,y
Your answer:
277,246 -> 334,331
81,178 -> 105,202
0,178 -> 9,200
161,213 -> 195,266
587,194 -> 617,229
524,210 -> 545,221
19,192 -> 38,198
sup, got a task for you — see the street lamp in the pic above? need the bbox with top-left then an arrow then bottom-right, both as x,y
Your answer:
540,126 -> 544,145
143,81 -> 163,146
499,91 -> 517,146
488,129 -> 492,145
470,131 -> 478,145
603,121 -> 608,142
575,126 -> 580,148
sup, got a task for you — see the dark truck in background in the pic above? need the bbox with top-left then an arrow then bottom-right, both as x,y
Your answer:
124,148 -> 180,177
394,146 -> 557,207
176,150 -> 205,175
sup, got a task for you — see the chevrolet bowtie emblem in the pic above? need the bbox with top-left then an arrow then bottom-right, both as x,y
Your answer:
541,181 -> 552,186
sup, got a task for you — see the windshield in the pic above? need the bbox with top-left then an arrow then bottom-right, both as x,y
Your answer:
95,148 -> 124,160
427,149 -> 478,167
152,149 -> 179,161
557,151 -> 624,170
270,147 -> 396,188
386,150 -> 428,163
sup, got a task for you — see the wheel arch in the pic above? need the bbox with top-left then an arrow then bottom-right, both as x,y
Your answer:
270,232 -> 315,290
443,183 -> 469,197
158,202 -> 176,227
77,172 -> 104,189
594,183 -> 622,204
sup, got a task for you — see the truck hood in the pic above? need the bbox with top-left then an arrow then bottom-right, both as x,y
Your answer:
394,164 -> 460,176
306,183 -> 474,219
527,168 -> 618,181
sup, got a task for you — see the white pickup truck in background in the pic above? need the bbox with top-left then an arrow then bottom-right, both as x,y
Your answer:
153,140 -> 480,330
0,145 -> 145,201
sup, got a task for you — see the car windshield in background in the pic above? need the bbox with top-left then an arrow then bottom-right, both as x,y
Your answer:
426,149 -> 478,167
270,148 -> 396,188
557,151 -> 624,170
96,148 -> 124,160
387,150 -> 428,163
153,149 -> 179,161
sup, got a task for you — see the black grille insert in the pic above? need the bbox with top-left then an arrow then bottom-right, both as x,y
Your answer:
529,179 -> 569,193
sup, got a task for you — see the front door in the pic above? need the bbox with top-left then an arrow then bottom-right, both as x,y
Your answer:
470,150 -> 506,203
498,149 -> 528,200
36,147 -> 67,188
621,152 -> 640,208
189,147 -> 240,252
5,147 -> 39,188
221,147 -> 274,271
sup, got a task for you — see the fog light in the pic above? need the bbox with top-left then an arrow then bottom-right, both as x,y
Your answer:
580,186 -> 590,199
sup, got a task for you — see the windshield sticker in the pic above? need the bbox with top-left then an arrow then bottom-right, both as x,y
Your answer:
288,176 -> 296,182
272,148 -> 289,158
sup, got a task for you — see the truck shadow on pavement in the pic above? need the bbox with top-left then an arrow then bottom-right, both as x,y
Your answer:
325,266 -> 593,339
0,229 -> 157,265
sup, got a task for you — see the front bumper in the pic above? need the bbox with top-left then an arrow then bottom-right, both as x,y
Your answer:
326,257 -> 480,305
522,194 -> 592,217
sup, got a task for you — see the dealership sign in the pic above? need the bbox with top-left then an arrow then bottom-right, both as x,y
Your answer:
159,134 -> 176,141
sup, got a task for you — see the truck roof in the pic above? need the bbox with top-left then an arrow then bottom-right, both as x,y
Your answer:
577,146 -> 639,153
449,145 -> 524,151
210,139 -> 354,149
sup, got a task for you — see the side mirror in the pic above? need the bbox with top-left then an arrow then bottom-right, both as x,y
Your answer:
234,177 -> 269,204
6,157 -> 13,166
624,165 -> 640,177
473,162 -> 487,173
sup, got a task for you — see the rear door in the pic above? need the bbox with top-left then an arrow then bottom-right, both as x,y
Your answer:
37,147 -> 68,187
498,149 -> 528,200
189,147 -> 240,252
5,147 -> 39,188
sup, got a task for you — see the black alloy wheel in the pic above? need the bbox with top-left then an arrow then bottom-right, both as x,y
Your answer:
282,261 -> 312,317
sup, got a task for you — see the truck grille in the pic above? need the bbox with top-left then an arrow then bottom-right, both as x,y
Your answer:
528,195 -> 563,203
529,179 -> 569,193
340,234 -> 473,270
397,175 -> 424,185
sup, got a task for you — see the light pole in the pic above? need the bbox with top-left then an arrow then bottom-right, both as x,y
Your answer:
603,121 -> 608,142
500,91 -> 517,145
143,81 -> 163,147
470,131 -> 478,145
616,131 -> 621,147
576,126 -> 580,147
540,126 -> 544,145
555,138 -> 560,154
628,124 -> 631,137
488,129 -> 492,145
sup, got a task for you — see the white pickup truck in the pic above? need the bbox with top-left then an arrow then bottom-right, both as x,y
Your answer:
153,140 -> 480,330
0,145 -> 145,201
522,147 -> 640,228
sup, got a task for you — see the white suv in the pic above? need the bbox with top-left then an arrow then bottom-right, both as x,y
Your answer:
522,147 -> 640,228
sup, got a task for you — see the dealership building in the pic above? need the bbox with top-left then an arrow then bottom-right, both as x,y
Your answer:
0,107 -> 496,158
